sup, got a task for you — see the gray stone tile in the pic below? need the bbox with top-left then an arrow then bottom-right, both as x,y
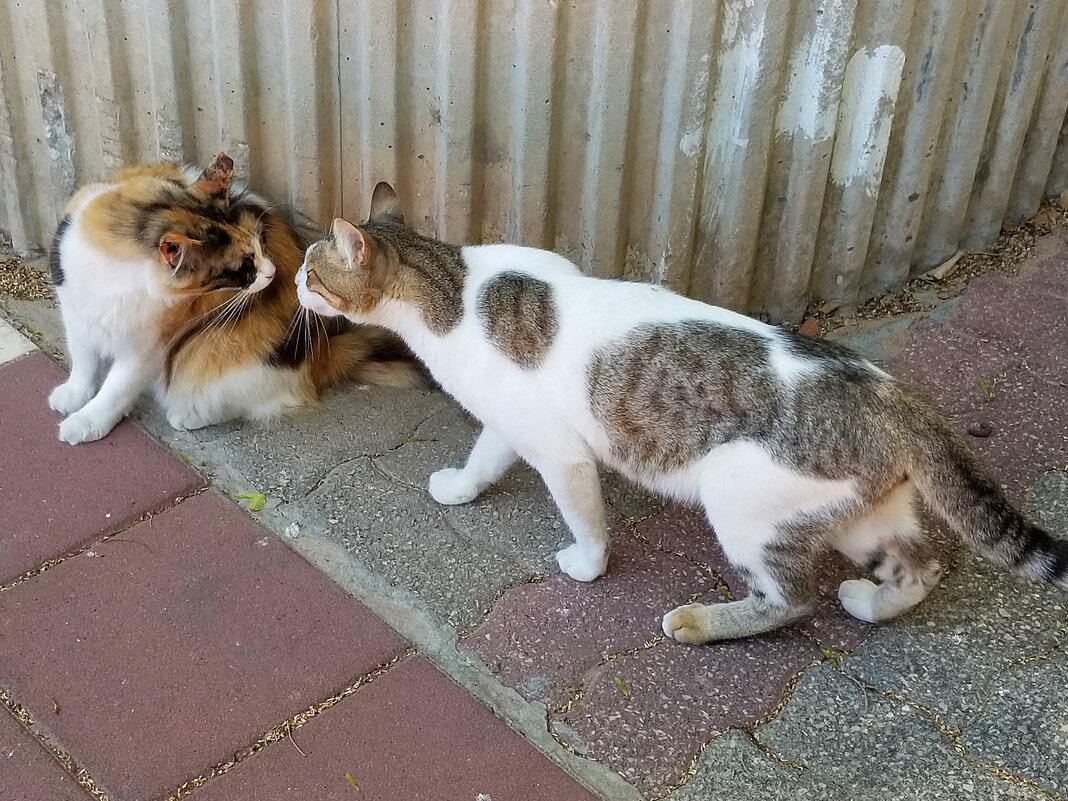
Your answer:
376,407 -> 573,574
194,384 -> 451,502
669,730 -> 848,801
843,550 -> 1068,730
960,646 -> 1068,797
1026,470 -> 1068,531
758,664 -> 1049,801
286,456 -> 530,632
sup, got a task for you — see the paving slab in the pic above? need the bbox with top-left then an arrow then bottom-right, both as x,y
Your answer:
959,645 -> 1068,796
0,490 -> 406,801
0,352 -> 203,584
552,630 -> 820,796
463,533 -> 719,709
953,367 -> 1068,502
285,454 -> 531,632
633,506 -> 871,652
0,317 -> 34,365
757,663 -> 1050,801
192,655 -> 599,801
0,709 -> 94,801
886,323 -> 1023,419
954,263 -> 1068,383
838,547 -> 1068,732
670,730 -> 847,801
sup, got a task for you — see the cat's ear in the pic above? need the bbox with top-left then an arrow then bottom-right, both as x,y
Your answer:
159,232 -> 202,268
368,182 -> 404,225
192,151 -> 234,200
332,218 -> 373,267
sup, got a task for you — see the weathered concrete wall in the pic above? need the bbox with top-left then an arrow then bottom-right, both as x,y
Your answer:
1,0 -> 1066,322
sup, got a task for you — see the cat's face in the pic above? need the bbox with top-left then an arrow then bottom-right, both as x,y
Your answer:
154,153 -> 277,296
295,226 -> 375,319
159,209 -> 277,296
296,183 -> 405,319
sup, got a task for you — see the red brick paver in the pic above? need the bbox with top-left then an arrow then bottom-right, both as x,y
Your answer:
0,490 -> 405,801
0,353 -> 203,584
0,710 -> 93,801
193,655 -> 599,801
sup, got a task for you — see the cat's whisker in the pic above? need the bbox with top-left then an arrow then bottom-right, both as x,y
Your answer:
185,290 -> 246,348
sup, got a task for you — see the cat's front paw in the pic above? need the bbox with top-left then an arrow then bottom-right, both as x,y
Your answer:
556,543 -> 608,582
838,578 -> 879,623
49,382 -> 93,416
428,468 -> 481,505
167,409 -> 211,431
58,410 -> 116,445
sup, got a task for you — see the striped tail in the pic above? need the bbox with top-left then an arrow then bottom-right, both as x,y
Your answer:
904,398 -> 1068,590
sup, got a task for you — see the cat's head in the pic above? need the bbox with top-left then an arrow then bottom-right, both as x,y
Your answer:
295,182 -> 406,320
152,153 -> 277,296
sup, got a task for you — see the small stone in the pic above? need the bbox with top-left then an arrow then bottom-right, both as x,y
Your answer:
1058,189 -> 1068,210
284,522 -> 300,539
966,421 -> 993,438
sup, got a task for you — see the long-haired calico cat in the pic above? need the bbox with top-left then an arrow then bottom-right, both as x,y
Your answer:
48,153 -> 421,445
296,182 -> 1068,644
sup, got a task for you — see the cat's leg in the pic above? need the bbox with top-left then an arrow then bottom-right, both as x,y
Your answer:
58,354 -> 158,444
664,448 -> 845,643
49,314 -> 103,415
834,480 -> 942,623
429,426 -> 518,504
662,512 -> 817,643
536,460 -> 609,582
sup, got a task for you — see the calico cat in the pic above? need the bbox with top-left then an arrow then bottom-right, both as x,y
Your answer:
49,153 -> 421,445
296,182 -> 1068,644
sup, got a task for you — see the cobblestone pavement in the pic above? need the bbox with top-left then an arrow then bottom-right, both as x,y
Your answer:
2,232 -> 1065,800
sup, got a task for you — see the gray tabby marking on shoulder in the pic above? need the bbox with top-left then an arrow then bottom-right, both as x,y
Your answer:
365,220 -> 467,335
477,271 -> 559,368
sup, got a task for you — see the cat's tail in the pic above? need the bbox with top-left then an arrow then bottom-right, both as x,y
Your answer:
901,390 -> 1068,590
311,324 -> 430,391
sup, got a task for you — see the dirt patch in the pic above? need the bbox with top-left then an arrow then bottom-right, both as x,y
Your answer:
809,198 -> 1068,336
0,248 -> 52,301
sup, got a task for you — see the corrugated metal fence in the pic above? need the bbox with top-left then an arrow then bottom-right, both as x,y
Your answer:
1,0 -> 1066,322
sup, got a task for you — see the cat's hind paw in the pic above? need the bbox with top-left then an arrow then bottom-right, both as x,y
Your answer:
428,468 -> 481,505
838,578 -> 879,623
58,410 -> 116,445
556,543 -> 608,582
662,603 -> 713,645
49,382 -> 93,416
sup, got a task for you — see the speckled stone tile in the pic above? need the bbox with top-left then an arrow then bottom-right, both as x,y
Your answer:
955,367 -> 1068,503
552,628 -> 820,796
671,730 -> 848,800
954,265 -> 1068,383
959,645 -> 1068,796
887,323 -> 1023,419
757,664 -> 1049,801
839,549 -> 1068,731
463,532 -> 717,708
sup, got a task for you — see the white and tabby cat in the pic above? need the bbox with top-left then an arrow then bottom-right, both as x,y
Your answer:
297,183 -> 1068,643
49,153 -> 421,445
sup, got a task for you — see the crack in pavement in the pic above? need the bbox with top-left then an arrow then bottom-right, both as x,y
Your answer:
299,407 -> 445,501
607,497 -> 736,601
0,485 -> 208,594
0,686 -> 112,801
165,649 -> 414,801
837,663 -> 1067,801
